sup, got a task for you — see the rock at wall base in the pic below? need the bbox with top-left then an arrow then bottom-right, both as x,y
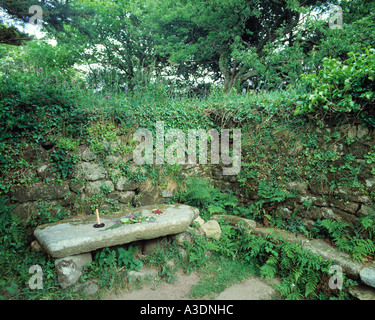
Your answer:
55,253 -> 92,289
360,264 -> 375,289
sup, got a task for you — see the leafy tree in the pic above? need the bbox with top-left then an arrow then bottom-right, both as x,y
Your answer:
46,0 -> 155,90
0,24 -> 32,46
0,0 -> 94,46
0,0 -> 84,32
295,47 -> 375,124
2,0 -> 374,92
145,0 -> 332,91
266,0 -> 375,84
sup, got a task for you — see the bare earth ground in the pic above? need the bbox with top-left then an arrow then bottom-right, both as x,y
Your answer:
103,271 -> 281,300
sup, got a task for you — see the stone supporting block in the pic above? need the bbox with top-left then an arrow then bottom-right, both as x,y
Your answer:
55,253 -> 92,289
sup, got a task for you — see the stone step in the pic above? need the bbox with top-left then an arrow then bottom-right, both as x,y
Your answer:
34,204 -> 199,259
253,226 -> 375,299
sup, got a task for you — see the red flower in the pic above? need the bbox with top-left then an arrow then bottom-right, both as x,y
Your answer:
152,209 -> 163,215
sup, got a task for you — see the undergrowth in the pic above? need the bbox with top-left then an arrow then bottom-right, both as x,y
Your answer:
0,63 -> 373,300
312,217 -> 375,262
179,219 -> 355,300
177,177 -> 375,264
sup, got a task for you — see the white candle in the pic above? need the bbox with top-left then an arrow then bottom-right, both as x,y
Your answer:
95,209 -> 101,225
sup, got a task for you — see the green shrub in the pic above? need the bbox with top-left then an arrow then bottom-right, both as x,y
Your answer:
94,246 -> 143,271
295,47 -> 375,125
0,197 -> 25,249
50,148 -> 80,179
0,73 -> 89,142
174,178 -> 251,220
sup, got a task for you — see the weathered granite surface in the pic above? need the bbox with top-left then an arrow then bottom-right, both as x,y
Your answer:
34,204 -> 199,258
303,239 -> 363,279
252,225 -> 375,296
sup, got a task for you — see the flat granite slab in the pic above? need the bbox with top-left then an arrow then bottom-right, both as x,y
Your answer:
34,204 -> 199,258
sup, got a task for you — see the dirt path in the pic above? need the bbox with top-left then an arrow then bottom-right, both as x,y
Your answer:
103,270 -> 280,300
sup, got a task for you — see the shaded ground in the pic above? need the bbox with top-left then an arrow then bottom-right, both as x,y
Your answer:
103,270 -> 281,300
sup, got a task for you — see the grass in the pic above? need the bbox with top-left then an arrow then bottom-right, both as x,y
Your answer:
189,256 -> 257,299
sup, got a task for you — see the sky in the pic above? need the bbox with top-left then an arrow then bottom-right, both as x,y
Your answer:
0,6 -> 45,39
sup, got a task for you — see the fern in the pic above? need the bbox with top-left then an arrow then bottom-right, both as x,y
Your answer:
319,219 -> 351,240
279,255 -> 292,270
178,177 -> 246,220
274,280 -> 293,298
0,197 -> 26,249
357,214 -> 375,240
260,255 -> 278,279
237,231 -> 337,300
181,178 -> 215,208
350,238 -> 375,262
319,218 -> 375,262
304,271 -> 319,298
208,204 -> 226,215
260,263 -> 278,279
257,180 -> 292,203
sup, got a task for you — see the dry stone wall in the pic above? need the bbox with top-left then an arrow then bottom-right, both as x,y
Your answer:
210,123 -> 375,228
11,144 -> 166,221
8,123 -> 375,232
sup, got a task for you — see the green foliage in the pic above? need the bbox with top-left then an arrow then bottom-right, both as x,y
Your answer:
174,178 -> 252,220
0,248 -> 67,300
177,178 -> 217,209
312,219 -> 375,262
0,69 -> 90,143
257,180 -> 293,204
117,247 -> 143,270
295,47 -> 375,124
70,0 -> 154,90
85,182 -> 119,213
272,215 -> 310,237
26,201 -> 70,228
50,148 -> 80,179
146,0 -> 329,91
237,230 -> 352,300
179,218 -> 354,300
364,147 -> 375,175
176,177 -> 295,226
120,162 -> 147,183
241,179 -> 295,224
0,196 -> 78,300
94,246 -> 143,271
357,214 -> 375,240
0,197 -> 25,249
87,121 -> 118,154
1,2 -> 374,300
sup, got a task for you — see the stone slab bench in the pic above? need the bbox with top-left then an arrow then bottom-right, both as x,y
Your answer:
34,204 -> 199,259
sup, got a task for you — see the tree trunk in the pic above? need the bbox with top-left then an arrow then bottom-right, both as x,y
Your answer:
219,53 -> 259,92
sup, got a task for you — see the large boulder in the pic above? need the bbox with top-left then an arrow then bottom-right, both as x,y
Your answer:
34,204 -> 199,258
